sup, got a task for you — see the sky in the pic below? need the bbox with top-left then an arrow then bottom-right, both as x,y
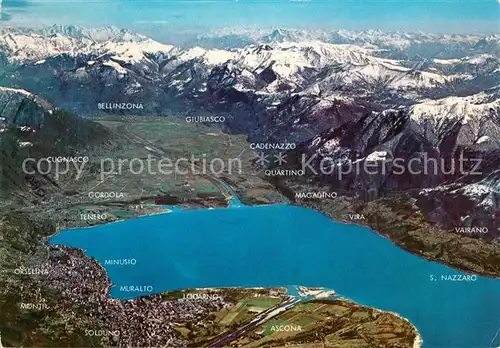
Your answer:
0,0 -> 499,35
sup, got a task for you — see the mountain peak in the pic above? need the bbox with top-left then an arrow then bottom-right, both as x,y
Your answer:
262,28 -> 298,44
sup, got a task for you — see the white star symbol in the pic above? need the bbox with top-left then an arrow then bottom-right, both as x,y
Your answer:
254,152 -> 269,166
274,152 -> 287,165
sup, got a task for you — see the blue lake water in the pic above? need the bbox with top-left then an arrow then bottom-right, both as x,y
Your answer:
49,204 -> 500,348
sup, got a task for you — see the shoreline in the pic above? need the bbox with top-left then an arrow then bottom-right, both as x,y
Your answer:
39,243 -> 425,348
296,201 -> 500,280
385,309 -> 423,348
45,201 -> 489,348
44,202 -> 441,348
46,245 -> 425,347
47,199 -> 253,239
327,294 -> 422,348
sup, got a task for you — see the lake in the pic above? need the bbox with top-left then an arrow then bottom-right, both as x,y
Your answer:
49,204 -> 500,348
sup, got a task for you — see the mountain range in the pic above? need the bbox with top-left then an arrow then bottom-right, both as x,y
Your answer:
0,24 -> 498,275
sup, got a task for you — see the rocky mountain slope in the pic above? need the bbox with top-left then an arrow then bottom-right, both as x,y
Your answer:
0,85 -> 109,210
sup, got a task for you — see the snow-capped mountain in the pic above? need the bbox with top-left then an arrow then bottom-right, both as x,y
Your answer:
410,87 -> 500,146
194,27 -> 500,58
1,25 -> 496,96
0,25 -> 497,142
3,24 -> 147,44
0,26 -> 170,62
